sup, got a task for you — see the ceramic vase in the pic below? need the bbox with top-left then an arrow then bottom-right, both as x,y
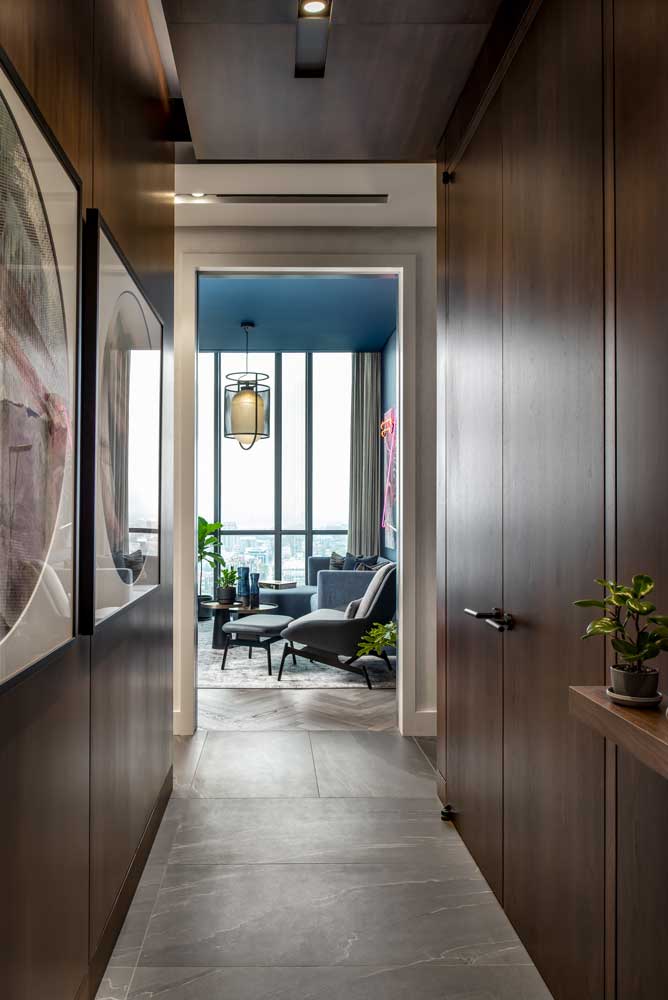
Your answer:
237,566 -> 250,607
250,572 -> 261,608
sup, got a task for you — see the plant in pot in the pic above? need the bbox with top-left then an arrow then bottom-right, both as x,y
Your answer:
197,516 -> 224,621
217,566 -> 238,605
574,574 -> 668,702
358,621 -> 398,658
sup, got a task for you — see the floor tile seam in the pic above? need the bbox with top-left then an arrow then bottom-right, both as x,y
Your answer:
127,842 -> 177,995
174,731 -> 209,795
133,959 -> 526,969
307,731 -> 322,797
411,737 -> 438,775
160,859 -> 472,867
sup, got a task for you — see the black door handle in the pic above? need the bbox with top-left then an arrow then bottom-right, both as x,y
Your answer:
464,607 -> 514,632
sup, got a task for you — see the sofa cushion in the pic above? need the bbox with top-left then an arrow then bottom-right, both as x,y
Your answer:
259,586 -> 315,618
223,613 -> 293,636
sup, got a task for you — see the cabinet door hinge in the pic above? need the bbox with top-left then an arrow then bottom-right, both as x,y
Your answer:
442,170 -> 454,185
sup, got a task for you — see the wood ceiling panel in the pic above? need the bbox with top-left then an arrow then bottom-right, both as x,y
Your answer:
333,1 -> 500,24
170,17 -> 492,160
163,0 -> 297,22
164,0 -> 500,24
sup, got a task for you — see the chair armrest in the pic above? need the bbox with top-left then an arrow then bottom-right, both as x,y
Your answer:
316,570 -> 371,611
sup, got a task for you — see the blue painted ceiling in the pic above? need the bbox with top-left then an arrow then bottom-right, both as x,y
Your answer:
197,274 -> 398,353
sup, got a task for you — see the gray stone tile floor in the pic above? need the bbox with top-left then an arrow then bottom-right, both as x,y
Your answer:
96,698 -> 552,1000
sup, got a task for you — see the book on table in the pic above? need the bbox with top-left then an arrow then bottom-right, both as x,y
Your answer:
259,580 -> 297,589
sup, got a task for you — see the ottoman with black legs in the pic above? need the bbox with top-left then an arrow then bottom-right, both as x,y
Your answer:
221,614 -> 295,676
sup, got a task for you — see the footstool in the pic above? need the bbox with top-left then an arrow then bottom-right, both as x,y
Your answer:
221,614 -> 295,676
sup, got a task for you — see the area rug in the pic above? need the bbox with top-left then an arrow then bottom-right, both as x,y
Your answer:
197,621 -> 396,690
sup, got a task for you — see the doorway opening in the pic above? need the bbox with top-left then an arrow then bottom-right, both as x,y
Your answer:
195,272 -> 399,722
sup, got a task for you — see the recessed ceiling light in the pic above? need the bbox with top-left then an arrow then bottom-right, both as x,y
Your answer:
302,1 -> 327,13
191,191 -> 205,198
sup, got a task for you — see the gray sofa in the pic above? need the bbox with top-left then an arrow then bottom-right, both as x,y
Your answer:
259,556 -> 373,617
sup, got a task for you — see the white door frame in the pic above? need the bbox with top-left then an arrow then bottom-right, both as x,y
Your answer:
174,248 -> 420,735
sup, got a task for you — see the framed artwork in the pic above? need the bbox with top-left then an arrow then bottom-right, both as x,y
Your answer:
80,210 -> 163,631
0,50 -> 81,689
381,407 -> 397,550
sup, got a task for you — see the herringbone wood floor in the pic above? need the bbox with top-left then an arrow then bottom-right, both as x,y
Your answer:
198,688 -> 398,732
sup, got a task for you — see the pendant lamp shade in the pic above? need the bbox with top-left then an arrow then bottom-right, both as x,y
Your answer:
223,323 -> 270,450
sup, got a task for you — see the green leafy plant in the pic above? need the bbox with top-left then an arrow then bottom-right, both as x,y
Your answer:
218,566 -> 238,588
574,574 -> 668,672
197,516 -> 225,595
358,621 -> 398,658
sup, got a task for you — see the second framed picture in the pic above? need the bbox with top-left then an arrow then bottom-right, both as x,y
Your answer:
81,210 -> 163,632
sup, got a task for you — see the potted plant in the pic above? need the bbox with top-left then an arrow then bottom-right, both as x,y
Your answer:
358,621 -> 398,658
574,574 -> 668,701
197,516 -> 224,621
217,566 -> 238,605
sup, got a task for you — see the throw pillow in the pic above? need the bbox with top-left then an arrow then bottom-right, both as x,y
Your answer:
343,551 -> 358,570
355,556 -> 379,571
329,551 -> 345,571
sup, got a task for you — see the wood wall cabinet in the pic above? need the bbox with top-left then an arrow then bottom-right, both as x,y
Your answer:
440,0 -> 619,997
500,1 -> 605,995
445,96 -> 504,900
0,3 -> 174,998
613,1 -> 668,995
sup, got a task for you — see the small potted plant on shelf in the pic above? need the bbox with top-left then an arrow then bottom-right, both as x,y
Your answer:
574,574 -> 668,704
217,566 -> 238,605
197,516 -> 224,621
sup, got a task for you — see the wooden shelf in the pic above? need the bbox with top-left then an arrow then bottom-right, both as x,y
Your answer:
569,686 -> 668,781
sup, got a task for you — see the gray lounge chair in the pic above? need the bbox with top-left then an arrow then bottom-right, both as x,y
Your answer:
278,562 -> 396,689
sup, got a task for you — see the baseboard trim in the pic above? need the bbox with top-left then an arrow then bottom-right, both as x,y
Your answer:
401,708 -> 437,738
87,767 -> 173,999
173,706 -> 195,736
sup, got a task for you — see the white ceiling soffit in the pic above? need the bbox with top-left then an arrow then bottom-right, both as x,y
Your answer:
174,163 -> 436,227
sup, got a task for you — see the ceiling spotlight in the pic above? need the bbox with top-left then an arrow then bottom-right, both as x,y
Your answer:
302,1 -> 327,13
191,191 -> 205,198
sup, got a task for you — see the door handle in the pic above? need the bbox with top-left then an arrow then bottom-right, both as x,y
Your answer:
464,607 -> 514,632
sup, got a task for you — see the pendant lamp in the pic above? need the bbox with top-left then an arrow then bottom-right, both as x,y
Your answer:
223,322 -> 270,450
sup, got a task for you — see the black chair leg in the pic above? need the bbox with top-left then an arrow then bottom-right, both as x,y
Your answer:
381,651 -> 394,672
278,643 -> 291,681
292,649 -> 297,666
266,644 -> 272,676
360,661 -> 373,690
221,634 -> 230,670
248,645 -> 252,659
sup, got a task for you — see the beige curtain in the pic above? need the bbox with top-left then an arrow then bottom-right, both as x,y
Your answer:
348,352 -> 382,554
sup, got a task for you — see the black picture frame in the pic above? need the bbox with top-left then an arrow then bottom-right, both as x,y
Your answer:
0,46 -> 83,692
80,209 -> 164,635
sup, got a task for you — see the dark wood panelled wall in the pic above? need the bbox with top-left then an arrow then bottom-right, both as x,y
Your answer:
0,4 -> 174,1000
437,1 -> 668,998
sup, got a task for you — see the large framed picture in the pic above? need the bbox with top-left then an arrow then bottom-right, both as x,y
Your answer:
80,210 -> 163,632
0,50 -> 81,688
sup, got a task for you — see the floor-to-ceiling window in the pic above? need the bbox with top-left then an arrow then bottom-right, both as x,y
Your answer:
197,351 -> 352,586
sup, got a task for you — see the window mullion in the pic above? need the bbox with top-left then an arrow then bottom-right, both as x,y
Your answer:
305,352 -> 313,580
274,352 -> 282,580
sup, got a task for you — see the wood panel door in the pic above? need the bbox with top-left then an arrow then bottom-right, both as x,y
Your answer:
614,2 -> 668,996
445,95 -> 504,900
501,1 -> 605,997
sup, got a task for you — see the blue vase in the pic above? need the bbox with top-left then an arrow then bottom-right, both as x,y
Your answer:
237,566 -> 250,607
250,572 -> 260,609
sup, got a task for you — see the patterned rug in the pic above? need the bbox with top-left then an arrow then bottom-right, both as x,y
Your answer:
197,620 -> 396,690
